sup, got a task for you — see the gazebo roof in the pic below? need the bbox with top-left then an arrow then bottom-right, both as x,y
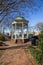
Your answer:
15,16 -> 28,22
15,17 -> 24,21
12,16 -> 28,24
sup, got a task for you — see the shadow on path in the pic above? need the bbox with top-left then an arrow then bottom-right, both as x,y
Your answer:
0,42 -> 31,50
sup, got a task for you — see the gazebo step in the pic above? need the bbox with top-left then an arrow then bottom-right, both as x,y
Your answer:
16,39 -> 24,43
16,39 -> 29,43
11,39 -> 16,43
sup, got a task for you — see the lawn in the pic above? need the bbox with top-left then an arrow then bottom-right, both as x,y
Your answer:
25,45 -> 43,65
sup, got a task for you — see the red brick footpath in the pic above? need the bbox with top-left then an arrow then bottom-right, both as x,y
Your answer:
0,41 -> 33,65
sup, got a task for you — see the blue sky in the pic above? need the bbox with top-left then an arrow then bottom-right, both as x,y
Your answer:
24,7 -> 43,26
29,7 -> 43,26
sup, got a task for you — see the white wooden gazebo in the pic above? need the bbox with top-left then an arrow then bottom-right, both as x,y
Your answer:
11,16 -> 29,43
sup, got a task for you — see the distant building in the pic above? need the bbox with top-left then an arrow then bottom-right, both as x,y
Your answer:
34,32 -> 40,36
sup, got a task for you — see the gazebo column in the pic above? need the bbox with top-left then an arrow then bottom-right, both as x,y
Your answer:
11,25 -> 14,39
15,23 -> 16,39
22,23 -> 24,39
27,24 -> 28,39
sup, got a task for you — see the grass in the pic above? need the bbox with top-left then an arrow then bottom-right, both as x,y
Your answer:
27,45 -> 43,65
24,45 -> 43,65
24,46 -> 39,65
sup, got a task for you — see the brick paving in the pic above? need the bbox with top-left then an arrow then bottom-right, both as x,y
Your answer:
0,48 -> 34,65
0,40 -> 33,65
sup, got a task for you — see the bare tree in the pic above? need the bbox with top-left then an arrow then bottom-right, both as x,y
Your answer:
36,22 -> 43,31
0,0 -> 43,22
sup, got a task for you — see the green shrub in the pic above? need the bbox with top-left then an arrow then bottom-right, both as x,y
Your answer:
27,31 -> 43,64
38,31 -> 43,64
0,32 -> 11,41
38,31 -> 43,50
0,33 -> 5,41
